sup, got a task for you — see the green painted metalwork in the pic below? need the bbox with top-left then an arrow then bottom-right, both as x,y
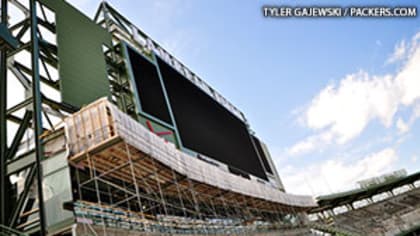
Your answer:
39,0 -> 112,108
6,151 -> 36,176
8,165 -> 36,228
6,111 -> 32,161
0,224 -> 28,236
0,0 -> 8,227
0,23 -> 18,50
122,42 -> 183,149
29,0 -> 47,234
313,170 -> 420,214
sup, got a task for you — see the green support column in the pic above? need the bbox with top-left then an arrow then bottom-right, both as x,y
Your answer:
29,0 -> 47,234
0,0 -> 8,227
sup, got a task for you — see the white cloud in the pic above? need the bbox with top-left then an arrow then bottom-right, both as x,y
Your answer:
282,148 -> 399,195
387,40 -> 406,64
395,46 -> 420,105
307,72 -> 397,140
396,118 -> 409,134
287,138 -> 315,156
289,31 -> 420,155
395,104 -> 420,135
287,131 -> 333,155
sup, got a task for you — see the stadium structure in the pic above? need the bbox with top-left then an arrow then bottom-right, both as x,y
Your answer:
0,0 -> 419,235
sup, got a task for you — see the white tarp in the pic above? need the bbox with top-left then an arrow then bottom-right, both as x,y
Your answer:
65,98 -> 317,208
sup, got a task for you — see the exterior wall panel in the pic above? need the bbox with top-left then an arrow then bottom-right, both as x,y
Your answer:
40,0 -> 112,108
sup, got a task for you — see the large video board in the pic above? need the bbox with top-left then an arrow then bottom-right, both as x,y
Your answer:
252,136 -> 273,175
127,45 -> 268,180
156,56 -> 268,180
127,47 -> 172,125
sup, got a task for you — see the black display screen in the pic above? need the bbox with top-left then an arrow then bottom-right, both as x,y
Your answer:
252,136 -> 273,175
128,47 -> 172,125
157,56 -> 268,180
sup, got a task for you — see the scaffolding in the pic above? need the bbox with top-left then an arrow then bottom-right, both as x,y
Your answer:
63,98 -> 315,235
0,1 -> 318,234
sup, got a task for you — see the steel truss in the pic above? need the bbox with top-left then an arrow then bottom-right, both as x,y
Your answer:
1,1 -> 312,235
1,0 -> 74,234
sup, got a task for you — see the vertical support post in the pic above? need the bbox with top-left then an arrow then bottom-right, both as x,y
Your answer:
0,0 -> 8,227
29,0 -> 47,234
125,143 -> 147,231
208,198 -> 216,218
171,170 -> 187,217
122,181 -> 131,211
88,154 -> 106,234
187,179 -> 200,220
187,179 -> 209,234
217,190 -> 231,229
151,158 -> 168,216
75,168 -> 88,234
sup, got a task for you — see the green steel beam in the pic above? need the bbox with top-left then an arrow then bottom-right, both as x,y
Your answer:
0,23 -> 18,50
9,164 -> 36,228
6,111 -> 32,161
6,113 -> 48,133
0,0 -> 8,227
6,114 -> 26,126
42,95 -> 78,114
7,42 -> 30,58
6,98 -> 32,116
9,17 -> 28,32
7,151 -> 36,176
29,0 -> 47,234
0,224 -> 27,236
14,61 -> 59,89
37,18 -> 55,34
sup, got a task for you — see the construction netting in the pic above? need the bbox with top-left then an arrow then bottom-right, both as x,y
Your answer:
64,98 -> 316,209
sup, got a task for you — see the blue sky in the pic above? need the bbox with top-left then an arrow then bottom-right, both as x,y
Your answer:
69,0 -> 420,195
